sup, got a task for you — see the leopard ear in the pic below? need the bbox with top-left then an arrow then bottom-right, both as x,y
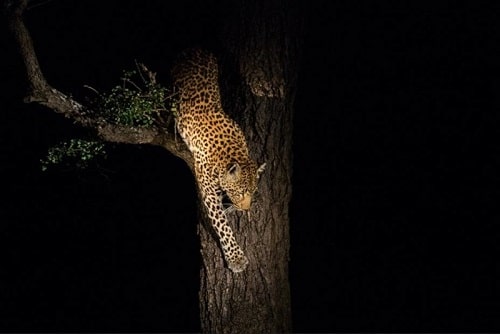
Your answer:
256,163 -> 266,178
226,161 -> 241,181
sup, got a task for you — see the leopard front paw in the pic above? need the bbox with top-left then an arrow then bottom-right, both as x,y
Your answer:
227,253 -> 249,273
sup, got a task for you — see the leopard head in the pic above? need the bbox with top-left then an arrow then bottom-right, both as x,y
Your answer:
220,161 -> 266,210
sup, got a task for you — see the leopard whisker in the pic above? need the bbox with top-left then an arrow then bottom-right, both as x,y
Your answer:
223,204 -> 237,215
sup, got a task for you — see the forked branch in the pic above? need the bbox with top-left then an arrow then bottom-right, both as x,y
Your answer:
3,0 -> 194,169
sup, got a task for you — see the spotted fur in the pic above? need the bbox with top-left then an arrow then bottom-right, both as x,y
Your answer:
171,49 -> 265,272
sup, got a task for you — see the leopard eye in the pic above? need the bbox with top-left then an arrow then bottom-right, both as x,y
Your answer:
233,193 -> 244,201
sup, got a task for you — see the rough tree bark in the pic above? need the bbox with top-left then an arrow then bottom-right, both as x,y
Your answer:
198,1 -> 303,333
4,0 -> 303,332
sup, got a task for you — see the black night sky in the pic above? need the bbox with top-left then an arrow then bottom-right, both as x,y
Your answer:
1,1 -> 499,332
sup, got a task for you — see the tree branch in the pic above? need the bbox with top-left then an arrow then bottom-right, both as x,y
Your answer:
3,0 -> 194,170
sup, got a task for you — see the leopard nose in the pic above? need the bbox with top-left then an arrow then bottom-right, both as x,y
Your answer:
238,195 -> 252,210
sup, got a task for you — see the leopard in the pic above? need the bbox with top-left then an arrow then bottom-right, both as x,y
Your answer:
171,48 -> 265,273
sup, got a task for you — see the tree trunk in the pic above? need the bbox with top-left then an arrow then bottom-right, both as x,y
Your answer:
198,98 -> 293,333
198,0 -> 303,333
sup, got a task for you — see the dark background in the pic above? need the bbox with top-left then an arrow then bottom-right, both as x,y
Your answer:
1,0 -> 499,332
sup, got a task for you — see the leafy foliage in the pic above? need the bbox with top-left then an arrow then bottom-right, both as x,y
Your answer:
41,62 -> 178,171
89,63 -> 173,127
41,139 -> 106,171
